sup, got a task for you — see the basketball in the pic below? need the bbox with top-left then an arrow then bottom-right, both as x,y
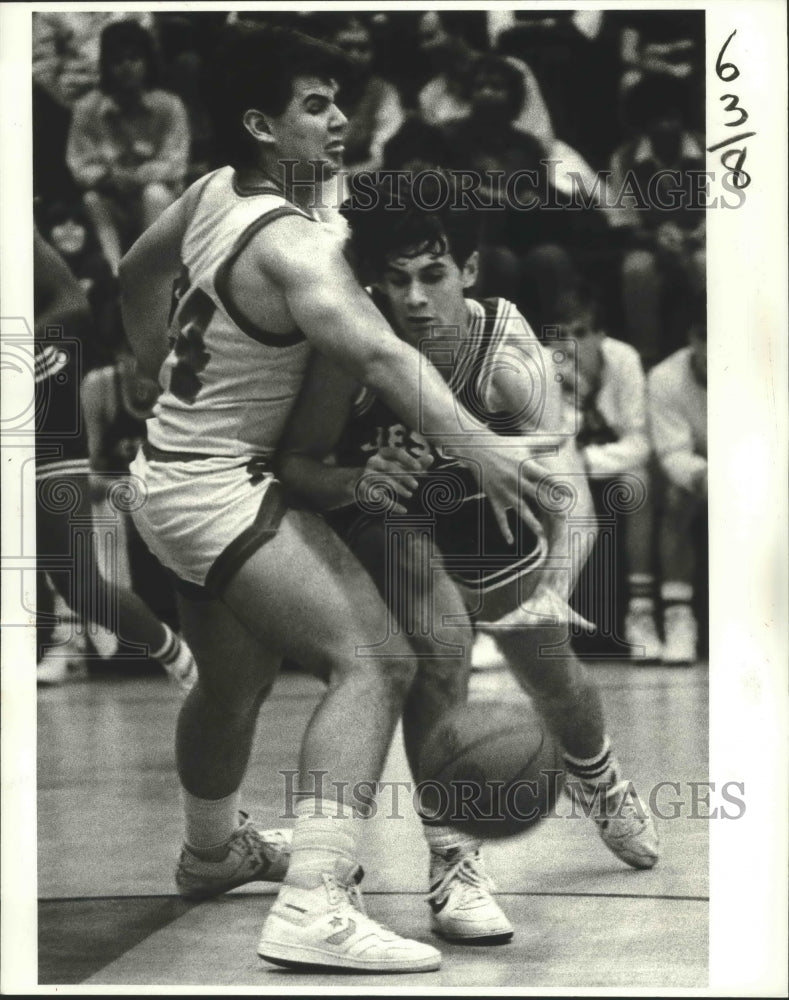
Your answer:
416,699 -> 565,838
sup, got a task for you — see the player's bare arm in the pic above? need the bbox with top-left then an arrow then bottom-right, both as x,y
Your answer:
119,179 -> 205,379
276,352 -> 429,515
240,215 -> 546,542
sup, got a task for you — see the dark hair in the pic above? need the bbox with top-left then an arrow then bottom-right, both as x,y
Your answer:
207,24 -> 351,169
340,168 -> 482,280
99,20 -> 158,93
469,54 -> 526,119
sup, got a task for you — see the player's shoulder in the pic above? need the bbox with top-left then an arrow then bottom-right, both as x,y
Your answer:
249,209 -> 347,279
476,296 -> 540,341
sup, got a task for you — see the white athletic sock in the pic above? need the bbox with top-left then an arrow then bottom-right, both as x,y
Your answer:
661,581 -> 694,606
563,738 -> 620,789
422,824 -> 482,884
284,797 -> 359,891
182,788 -> 241,858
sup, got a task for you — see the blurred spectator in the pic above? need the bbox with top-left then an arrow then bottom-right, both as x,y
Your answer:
154,12 -> 229,180
647,316 -> 707,664
38,200 -> 119,370
607,75 -> 705,368
617,8 -> 704,127
32,12 -> 154,204
66,20 -> 190,276
554,282 -> 662,660
495,10 -> 621,167
415,10 -> 479,125
325,15 -> 404,174
415,11 -> 553,144
81,340 -> 179,630
419,54 -> 613,328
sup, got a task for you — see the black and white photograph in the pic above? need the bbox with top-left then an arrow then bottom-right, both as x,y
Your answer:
1,2 -> 786,994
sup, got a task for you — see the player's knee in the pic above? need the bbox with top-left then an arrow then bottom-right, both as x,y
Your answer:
326,643 -> 418,700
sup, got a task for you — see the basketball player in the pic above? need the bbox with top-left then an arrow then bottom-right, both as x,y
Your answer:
33,227 -> 197,689
275,170 -> 660,940
119,26 -> 548,972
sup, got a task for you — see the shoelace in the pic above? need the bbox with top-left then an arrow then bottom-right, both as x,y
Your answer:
235,825 -> 268,869
426,853 -> 496,907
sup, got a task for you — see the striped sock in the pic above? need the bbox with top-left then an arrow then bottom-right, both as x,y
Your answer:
629,573 -> 655,604
150,623 -> 179,663
563,738 -> 620,789
151,624 -> 197,692
661,580 -> 694,609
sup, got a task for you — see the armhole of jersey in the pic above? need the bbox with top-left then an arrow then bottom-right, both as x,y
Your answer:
213,206 -> 311,348
180,171 -> 216,258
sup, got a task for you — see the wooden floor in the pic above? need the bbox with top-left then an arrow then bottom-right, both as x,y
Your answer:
37,659 -> 709,989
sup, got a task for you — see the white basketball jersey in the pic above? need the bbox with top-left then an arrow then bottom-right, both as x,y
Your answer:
147,166 -> 315,458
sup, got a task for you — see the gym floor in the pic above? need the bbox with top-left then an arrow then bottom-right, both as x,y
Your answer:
37,658 -> 708,989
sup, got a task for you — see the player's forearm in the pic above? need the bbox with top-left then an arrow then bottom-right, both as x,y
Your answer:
277,454 -> 361,512
534,446 -> 598,599
118,259 -> 171,381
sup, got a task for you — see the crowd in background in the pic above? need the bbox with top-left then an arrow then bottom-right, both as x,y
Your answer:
32,9 -> 708,665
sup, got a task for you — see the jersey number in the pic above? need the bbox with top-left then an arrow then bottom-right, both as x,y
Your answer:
168,265 -> 215,404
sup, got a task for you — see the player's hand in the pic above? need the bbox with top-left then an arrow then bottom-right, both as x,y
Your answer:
358,446 -> 433,514
477,579 -> 596,633
449,435 -> 549,545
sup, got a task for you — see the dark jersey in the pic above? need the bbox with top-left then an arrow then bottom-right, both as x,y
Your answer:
333,297 -> 545,597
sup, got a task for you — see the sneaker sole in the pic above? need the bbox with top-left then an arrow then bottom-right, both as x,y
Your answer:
258,941 -> 441,973
433,927 -> 513,945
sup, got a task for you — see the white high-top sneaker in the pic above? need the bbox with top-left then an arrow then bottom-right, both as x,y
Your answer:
258,859 -> 441,973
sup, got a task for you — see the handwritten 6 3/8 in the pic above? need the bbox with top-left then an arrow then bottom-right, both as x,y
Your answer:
708,30 -> 753,189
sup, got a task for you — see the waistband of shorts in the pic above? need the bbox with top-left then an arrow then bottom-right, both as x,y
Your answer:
142,441 -> 221,463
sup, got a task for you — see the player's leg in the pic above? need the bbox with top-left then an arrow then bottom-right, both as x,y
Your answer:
495,621 -> 659,869
346,517 -> 512,944
658,477 -> 702,663
217,507 -> 440,971
35,467 -> 196,686
172,592 -> 291,899
621,467 -> 662,661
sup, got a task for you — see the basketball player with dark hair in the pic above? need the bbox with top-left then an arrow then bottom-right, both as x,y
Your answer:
120,25 -> 548,972
276,171 -> 660,938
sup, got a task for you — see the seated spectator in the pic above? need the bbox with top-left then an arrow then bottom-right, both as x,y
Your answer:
553,282 -> 662,660
32,11 -> 154,204
39,200 -> 119,370
438,55 -> 613,328
66,20 -> 190,276
647,315 -> 707,664
324,15 -> 404,175
606,74 -> 705,368
416,11 -> 554,145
